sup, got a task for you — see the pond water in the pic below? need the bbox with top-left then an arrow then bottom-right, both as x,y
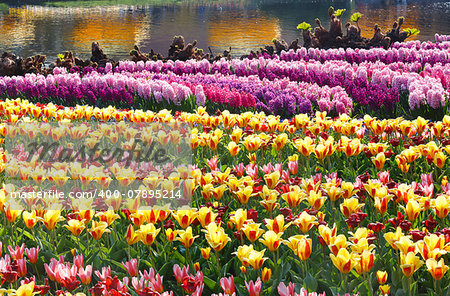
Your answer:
0,0 -> 449,62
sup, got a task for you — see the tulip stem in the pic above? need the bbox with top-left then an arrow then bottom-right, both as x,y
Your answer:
408,276 -> 412,296
148,246 -> 156,268
215,250 -> 221,277
77,235 -> 82,255
272,251 -> 278,278
343,273 -> 348,294
187,247 -> 194,273
364,272 -> 373,296
34,264 -> 40,281
97,239 -> 104,260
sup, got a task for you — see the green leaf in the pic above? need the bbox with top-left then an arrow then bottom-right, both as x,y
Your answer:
395,289 -> 407,296
303,272 -> 318,292
296,22 -> 311,31
335,9 -> 346,18
203,276 -> 220,291
350,12 -> 362,22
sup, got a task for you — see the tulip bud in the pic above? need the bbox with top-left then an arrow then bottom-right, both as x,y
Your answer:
240,266 -> 247,273
262,267 -> 272,282
376,270 -> 388,284
379,284 -> 390,295
201,247 -> 211,260
194,262 -> 200,272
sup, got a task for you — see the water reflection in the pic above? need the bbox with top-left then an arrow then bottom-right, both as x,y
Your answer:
0,0 -> 448,61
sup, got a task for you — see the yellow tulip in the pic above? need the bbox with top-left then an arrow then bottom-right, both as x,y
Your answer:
340,197 -> 364,218
384,227 -> 403,250
259,230 -> 283,252
426,258 -> 449,281
230,209 -> 248,231
329,234 -> 350,256
262,267 -> 272,282
282,186 -> 305,208
172,209 -> 198,229
283,235 -> 307,255
272,133 -> 288,151
16,282 -> 35,296
235,186 -> 254,205
433,151 -> 447,169
231,127 -> 243,143
22,211 -> 39,229
201,247 -> 211,259
43,210 -> 65,230
330,248 -> 356,274
306,190 -> 327,210
165,228 -> 177,243
379,284 -> 390,296
377,270 -> 388,284
294,211 -> 318,233
197,207 -> 217,228
247,249 -> 267,270
89,221 -> 110,241
371,152 -> 386,170
402,200 -> 422,222
96,209 -> 120,226
264,215 -> 291,234
318,224 -> 337,245
433,195 -> 449,219
242,222 -> 265,243
227,141 -> 241,156
233,245 -> 254,267
137,223 -> 160,246
394,236 -> 416,255
293,137 -> 314,157
354,249 -> 375,275
264,171 -> 281,189
297,237 -> 312,261
203,222 -> 231,252
64,219 -> 86,236
400,251 -> 424,277
175,226 -> 198,248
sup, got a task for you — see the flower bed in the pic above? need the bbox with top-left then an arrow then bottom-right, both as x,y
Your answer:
0,99 -> 449,296
0,39 -> 449,119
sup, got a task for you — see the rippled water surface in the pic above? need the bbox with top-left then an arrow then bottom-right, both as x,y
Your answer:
0,0 -> 449,61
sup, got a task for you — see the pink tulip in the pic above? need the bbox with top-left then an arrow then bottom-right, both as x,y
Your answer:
377,171 -> 390,184
278,282 -> 296,296
95,266 -> 111,281
78,265 -> 92,285
122,259 -> 138,277
233,163 -> 245,177
44,258 -> 59,281
0,241 -> 2,257
73,254 -> 84,270
288,160 -> 298,175
207,157 -> 219,172
16,258 -> 27,277
173,264 -> 189,284
25,247 -> 39,264
220,276 -> 235,295
8,244 -> 25,260
245,277 -> 262,296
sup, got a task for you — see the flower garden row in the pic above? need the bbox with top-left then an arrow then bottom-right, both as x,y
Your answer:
0,39 -> 448,119
0,99 -> 449,296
